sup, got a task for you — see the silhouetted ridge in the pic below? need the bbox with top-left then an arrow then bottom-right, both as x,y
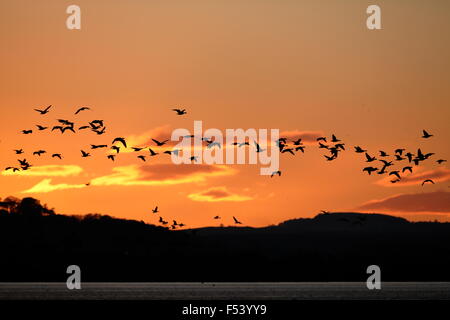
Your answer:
1,196 -> 450,282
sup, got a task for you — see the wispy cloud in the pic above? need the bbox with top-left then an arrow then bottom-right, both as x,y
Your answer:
2,165 -> 83,177
22,179 -> 87,193
91,164 -> 236,187
188,186 -> 253,202
376,167 -> 450,187
356,191 -> 450,213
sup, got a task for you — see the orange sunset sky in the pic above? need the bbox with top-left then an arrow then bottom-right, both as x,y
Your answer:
1,0 -> 449,227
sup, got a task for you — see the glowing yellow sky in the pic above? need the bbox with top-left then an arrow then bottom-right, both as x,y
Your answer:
1,0 -> 449,227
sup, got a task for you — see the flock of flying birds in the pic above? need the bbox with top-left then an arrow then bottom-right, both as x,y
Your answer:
2,105 -> 448,228
271,129 -> 446,187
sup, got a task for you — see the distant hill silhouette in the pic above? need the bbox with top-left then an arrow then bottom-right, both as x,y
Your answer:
1,196 -> 449,281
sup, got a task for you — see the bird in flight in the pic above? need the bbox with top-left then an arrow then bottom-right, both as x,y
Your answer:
389,171 -> 401,180
271,170 -> 281,178
137,155 -> 146,162
5,167 -> 20,172
363,167 -> 378,175
233,216 -> 242,224
81,150 -> 91,158
317,137 -> 327,143
152,206 -> 159,214
52,153 -> 62,159
354,146 -> 367,153
111,146 -> 120,154
112,137 -> 127,148
292,138 -> 302,145
295,146 -> 305,153
190,156 -> 198,163
214,216 -> 221,219
331,134 -> 340,143
107,155 -> 115,161
254,141 -> 266,153
422,179 -> 435,186
21,130 -> 32,134
152,138 -> 168,146
365,153 -> 377,162
36,125 -> 48,131
172,108 -> 187,115
282,148 -> 295,155
149,148 -> 159,156
437,159 -> 447,164
91,144 -> 108,149
131,147 -> 145,152
422,130 -> 433,139
232,142 -> 250,147
75,106 -> 91,114
14,149 -> 24,154
33,150 -> 46,156
402,166 -> 413,173
379,150 -> 389,157
34,105 -> 51,115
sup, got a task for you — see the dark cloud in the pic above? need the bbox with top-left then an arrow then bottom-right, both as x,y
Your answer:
357,191 -> 450,213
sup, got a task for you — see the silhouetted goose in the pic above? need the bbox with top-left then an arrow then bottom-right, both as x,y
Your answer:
389,171 -> 401,179
422,130 -> 433,139
270,170 -> 281,177
137,155 -> 146,162
395,155 -> 405,161
282,148 -> 295,155
36,125 -> 48,131
379,150 -> 389,157
92,127 -> 106,135
254,141 -> 265,153
21,130 -> 32,134
324,155 -> 336,161
395,148 -> 405,155
335,143 -> 345,151
112,137 -> 127,148
81,150 -> 91,158
52,154 -> 62,159
405,152 -> 414,163
131,147 -> 145,151
152,138 -> 168,146
295,146 -> 305,153
316,137 -> 327,142
172,108 -> 187,115
75,107 -> 90,114
354,146 -> 367,153
292,138 -> 302,145
91,144 -> 108,149
190,156 -> 198,162
107,155 -> 115,161
34,105 -> 51,114
380,159 -> 393,167
214,216 -> 221,219
331,134 -> 340,142
5,167 -> 20,172
111,146 -> 120,154
152,206 -> 159,214
402,166 -> 413,173
437,159 -> 447,164
365,153 -> 376,162
33,150 -> 46,156
422,179 -> 434,186
318,142 -> 328,149
14,149 -> 24,154
363,167 -> 378,175
149,148 -> 159,156
233,216 -> 242,224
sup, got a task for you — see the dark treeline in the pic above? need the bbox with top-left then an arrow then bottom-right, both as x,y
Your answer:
1,197 -> 449,282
